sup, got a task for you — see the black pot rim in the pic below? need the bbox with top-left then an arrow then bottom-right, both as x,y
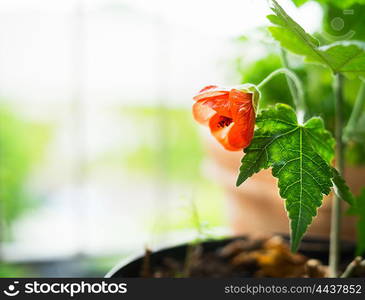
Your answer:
105,237 -> 236,278
105,235 -> 356,278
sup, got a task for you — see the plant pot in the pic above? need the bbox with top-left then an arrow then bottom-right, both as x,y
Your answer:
106,236 -> 355,277
203,133 -> 363,241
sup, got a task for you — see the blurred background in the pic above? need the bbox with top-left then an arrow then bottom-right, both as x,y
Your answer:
1,0 -> 364,277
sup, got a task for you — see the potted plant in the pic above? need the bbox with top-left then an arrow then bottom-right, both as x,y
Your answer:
206,0 -> 365,244
108,0 -> 365,278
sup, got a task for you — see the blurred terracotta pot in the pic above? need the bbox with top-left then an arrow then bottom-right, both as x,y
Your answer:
203,133 -> 364,242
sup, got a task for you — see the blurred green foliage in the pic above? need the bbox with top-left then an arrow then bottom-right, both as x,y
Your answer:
237,53 -> 292,107
100,107 -> 204,182
0,263 -> 28,277
348,188 -> 365,255
322,4 -> 365,41
236,0 -> 365,165
236,50 -> 365,164
147,181 -> 225,234
96,106 -> 225,231
126,107 -> 204,181
0,105 -> 50,239
292,0 -> 365,9
292,0 -> 365,42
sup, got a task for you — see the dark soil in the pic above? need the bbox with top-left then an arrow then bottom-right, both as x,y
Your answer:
138,236 -> 365,278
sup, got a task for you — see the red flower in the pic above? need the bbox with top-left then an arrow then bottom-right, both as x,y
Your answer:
193,85 -> 258,151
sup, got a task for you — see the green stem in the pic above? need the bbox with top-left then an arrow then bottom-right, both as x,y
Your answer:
280,49 -> 307,115
340,256 -> 363,278
343,80 -> 365,142
329,73 -> 345,278
257,67 -> 305,121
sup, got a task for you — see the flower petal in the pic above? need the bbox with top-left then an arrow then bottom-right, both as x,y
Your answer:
192,100 -> 216,125
209,113 -> 241,151
228,108 -> 255,149
229,88 -> 252,104
193,86 -> 229,102
199,85 -> 218,93
192,85 -> 257,151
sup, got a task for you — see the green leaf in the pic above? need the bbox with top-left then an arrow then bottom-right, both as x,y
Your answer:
268,0 -> 365,78
237,104 -> 334,252
268,0 -> 323,63
310,42 -> 365,79
349,189 -> 365,255
291,0 -> 309,6
331,167 -> 355,205
303,117 -> 335,163
292,0 -> 365,9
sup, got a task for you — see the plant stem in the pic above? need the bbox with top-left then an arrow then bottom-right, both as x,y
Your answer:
340,256 -> 363,278
140,247 -> 152,277
280,49 -> 307,116
343,80 -> 365,142
257,67 -> 305,121
329,73 -> 345,277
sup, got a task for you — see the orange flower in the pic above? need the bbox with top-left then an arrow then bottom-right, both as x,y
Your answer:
193,84 -> 259,151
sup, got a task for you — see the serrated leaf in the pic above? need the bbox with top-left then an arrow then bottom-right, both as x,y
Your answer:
303,117 -> 335,163
268,0 -> 324,63
331,167 -> 355,205
268,0 -> 365,78
237,104 -> 333,251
